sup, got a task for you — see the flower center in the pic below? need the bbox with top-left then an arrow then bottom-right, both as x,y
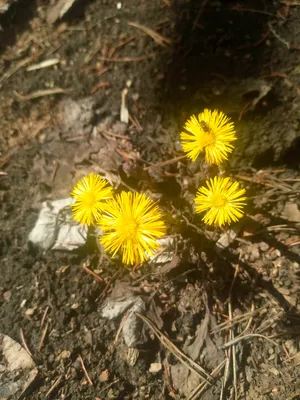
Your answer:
198,123 -> 216,148
83,191 -> 96,209
121,216 -> 139,240
212,193 -> 227,208
203,131 -> 215,147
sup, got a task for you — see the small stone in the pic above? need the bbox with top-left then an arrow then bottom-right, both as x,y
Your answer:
3,291 -> 11,301
25,308 -> 35,316
149,363 -> 162,373
99,370 -> 110,382
259,242 -> 269,252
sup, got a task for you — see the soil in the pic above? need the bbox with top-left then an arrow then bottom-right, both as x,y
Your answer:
0,1 -> 300,399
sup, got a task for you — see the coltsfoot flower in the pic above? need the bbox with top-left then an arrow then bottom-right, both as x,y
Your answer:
180,109 -> 236,165
71,173 -> 113,226
195,176 -> 246,227
98,191 -> 166,265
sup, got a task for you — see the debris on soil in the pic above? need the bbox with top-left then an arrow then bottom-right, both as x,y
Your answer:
100,281 -> 146,347
47,0 -> 78,24
281,202 -> 300,222
0,0 -> 300,399
0,333 -> 37,399
28,198 -> 87,251
0,0 -> 17,13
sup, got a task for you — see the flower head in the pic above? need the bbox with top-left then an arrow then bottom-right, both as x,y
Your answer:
180,109 -> 236,165
98,191 -> 166,265
71,173 -> 113,226
195,176 -> 246,227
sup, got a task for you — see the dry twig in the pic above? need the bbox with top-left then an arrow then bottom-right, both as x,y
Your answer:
0,57 -> 32,86
13,88 -> 72,101
220,333 -> 279,350
78,355 -> 93,386
20,328 -> 33,357
41,306 -> 50,328
114,311 -> 130,344
82,264 -> 104,283
144,155 -> 186,171
128,21 -> 172,47
38,322 -> 49,351
46,375 -> 63,398
188,360 -> 226,400
136,313 -> 214,385
211,306 -> 267,334
98,55 -> 151,62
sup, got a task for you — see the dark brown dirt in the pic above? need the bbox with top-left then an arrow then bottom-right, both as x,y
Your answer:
0,1 -> 300,399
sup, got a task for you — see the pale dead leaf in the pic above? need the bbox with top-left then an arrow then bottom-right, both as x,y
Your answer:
0,333 -> 37,399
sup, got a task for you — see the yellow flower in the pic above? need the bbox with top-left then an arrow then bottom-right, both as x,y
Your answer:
180,109 -> 237,165
98,191 -> 166,265
195,176 -> 246,227
71,173 -> 113,226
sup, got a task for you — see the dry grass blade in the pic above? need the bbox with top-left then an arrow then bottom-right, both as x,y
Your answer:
144,155 -> 186,171
98,55 -> 151,62
228,301 -> 237,400
220,333 -> 279,350
26,59 -> 60,71
20,328 -> 33,357
136,312 -> 214,386
188,360 -> 226,400
128,21 -> 172,47
38,322 -> 49,351
13,88 -> 73,101
78,355 -> 93,385
211,306 -> 267,334
0,56 -> 32,87
46,375 -> 63,398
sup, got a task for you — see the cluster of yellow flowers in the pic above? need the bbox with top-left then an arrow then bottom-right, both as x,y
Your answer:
71,174 -> 166,265
181,109 -> 246,228
71,109 -> 246,265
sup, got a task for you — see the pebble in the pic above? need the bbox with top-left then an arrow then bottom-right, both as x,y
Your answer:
269,249 -> 281,260
259,242 -> 269,252
149,363 -> 162,373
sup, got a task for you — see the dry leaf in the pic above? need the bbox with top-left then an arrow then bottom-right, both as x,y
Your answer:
0,333 -> 37,399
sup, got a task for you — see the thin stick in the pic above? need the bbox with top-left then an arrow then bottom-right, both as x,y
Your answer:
0,56 -> 32,86
46,375 -> 63,398
78,355 -> 93,385
128,21 -> 172,46
20,328 -> 33,357
98,55 -> 151,62
136,313 -> 214,385
192,0 -> 207,31
99,378 -> 120,394
228,301 -> 237,400
144,155 -> 186,171
38,323 -> 49,351
188,359 -> 226,400
51,160 -> 59,183
163,360 -> 177,398
268,21 -> 290,49
13,88 -> 73,101
211,306 -> 267,333
220,333 -> 279,350
41,306 -> 49,328
128,112 -> 143,131
102,131 -> 130,140
82,264 -> 104,283
114,311 -> 130,344
237,303 -> 255,337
